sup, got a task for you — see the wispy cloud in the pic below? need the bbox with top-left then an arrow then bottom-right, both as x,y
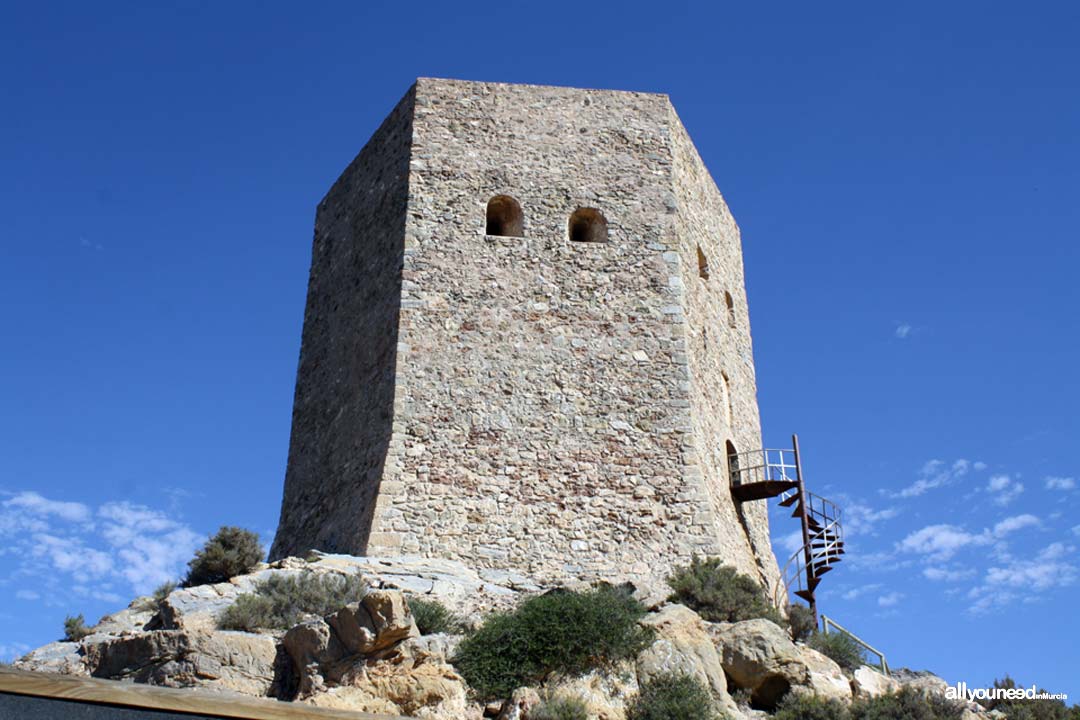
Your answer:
895,323 -> 912,339
986,475 -> 1024,506
893,459 -> 983,499
992,514 -> 1040,536
923,566 -> 976,582
842,583 -> 883,601
968,542 -> 1079,614
3,492 -> 91,524
898,524 -> 992,561
878,591 -> 904,607
0,491 -> 203,602
1045,476 -> 1076,492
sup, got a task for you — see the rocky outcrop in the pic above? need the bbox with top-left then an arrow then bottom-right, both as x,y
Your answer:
636,604 -> 738,715
852,665 -> 901,698
710,618 -> 852,708
17,554 -> 990,719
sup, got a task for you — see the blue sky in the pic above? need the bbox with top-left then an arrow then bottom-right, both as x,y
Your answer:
1,0 -> 1078,700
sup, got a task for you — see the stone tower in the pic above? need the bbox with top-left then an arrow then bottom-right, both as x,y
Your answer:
270,78 -> 780,593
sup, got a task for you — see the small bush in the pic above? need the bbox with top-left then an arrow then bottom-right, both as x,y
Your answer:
787,604 -> 817,642
976,676 -> 1076,720
136,580 -> 178,611
531,694 -> 590,720
852,687 -> 965,720
627,672 -> 721,720
808,630 -> 866,672
63,614 -> 91,642
185,526 -> 264,587
452,585 -> 653,701
408,597 -> 464,635
666,556 -> 783,624
219,572 -> 366,631
774,692 -> 851,720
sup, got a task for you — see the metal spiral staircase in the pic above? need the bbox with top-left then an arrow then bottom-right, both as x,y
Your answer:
728,434 -> 844,622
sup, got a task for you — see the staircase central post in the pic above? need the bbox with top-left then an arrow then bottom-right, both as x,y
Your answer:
792,433 -> 818,626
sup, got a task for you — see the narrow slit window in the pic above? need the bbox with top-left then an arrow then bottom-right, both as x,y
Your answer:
697,246 -> 710,280
722,371 -> 733,427
725,291 -> 736,328
568,207 -> 608,243
486,195 -> 524,237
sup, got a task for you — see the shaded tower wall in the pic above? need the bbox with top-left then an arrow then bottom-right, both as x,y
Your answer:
271,78 -> 779,592
269,87 -> 415,560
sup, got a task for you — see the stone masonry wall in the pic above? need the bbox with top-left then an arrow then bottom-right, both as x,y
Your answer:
272,79 -> 781,593
270,87 -> 415,561
669,109 -> 780,593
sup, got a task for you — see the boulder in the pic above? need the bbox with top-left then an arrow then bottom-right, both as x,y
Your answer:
80,630 -> 277,696
496,687 -> 541,720
543,662 -> 639,720
636,604 -> 737,715
13,641 -> 88,676
792,646 -> 852,703
306,656 -> 479,720
326,590 -> 419,656
851,665 -> 901,698
282,618 -> 344,696
710,618 -> 851,708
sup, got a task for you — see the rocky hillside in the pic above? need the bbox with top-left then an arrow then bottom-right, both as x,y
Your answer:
14,553 -> 996,719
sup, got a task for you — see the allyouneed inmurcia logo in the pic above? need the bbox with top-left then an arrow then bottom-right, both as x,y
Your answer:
945,681 -> 1067,702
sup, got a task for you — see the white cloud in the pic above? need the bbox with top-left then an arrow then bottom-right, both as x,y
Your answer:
0,491 -> 204,602
923,566 -> 976,582
842,503 -> 898,538
895,323 -> 912,339
776,530 -> 804,555
894,459 -> 983,499
992,514 -> 1040,537
897,524 -> 992,561
969,542 -> 1078,614
986,475 -> 1024,506
3,492 -> 90,523
0,643 -> 31,662
1045,476 -> 1076,492
842,583 -> 882,601
878,591 -> 903,607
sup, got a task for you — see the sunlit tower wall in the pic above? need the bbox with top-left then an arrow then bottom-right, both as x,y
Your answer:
270,78 -> 780,594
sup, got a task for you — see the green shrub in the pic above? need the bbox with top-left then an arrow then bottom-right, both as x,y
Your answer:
136,580 -> 178,611
626,672 -> 722,720
666,556 -> 783,624
852,687 -> 965,720
452,585 -> 653,701
408,597 -> 464,635
185,526 -> 264,587
63,614 -> 91,642
808,630 -> 867,672
219,572 -> 366,631
774,692 -> 851,720
531,694 -> 590,720
977,676 -> 1076,720
787,604 -> 817,642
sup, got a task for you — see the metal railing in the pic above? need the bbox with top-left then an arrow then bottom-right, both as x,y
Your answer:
728,447 -> 798,486
820,615 -> 890,676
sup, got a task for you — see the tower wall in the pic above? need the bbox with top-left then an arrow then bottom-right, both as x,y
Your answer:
271,79 -> 779,591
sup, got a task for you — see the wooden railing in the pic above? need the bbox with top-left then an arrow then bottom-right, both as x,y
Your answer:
0,667 -> 413,720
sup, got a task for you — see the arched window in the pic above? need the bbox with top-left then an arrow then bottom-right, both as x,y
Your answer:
568,207 -> 608,243
697,246 -> 710,280
486,195 -> 523,237
726,440 -> 740,486
725,291 -> 736,328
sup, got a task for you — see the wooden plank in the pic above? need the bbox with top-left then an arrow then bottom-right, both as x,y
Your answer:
0,668 -> 414,720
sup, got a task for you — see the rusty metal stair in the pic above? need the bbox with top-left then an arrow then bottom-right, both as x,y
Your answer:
728,435 -> 844,622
